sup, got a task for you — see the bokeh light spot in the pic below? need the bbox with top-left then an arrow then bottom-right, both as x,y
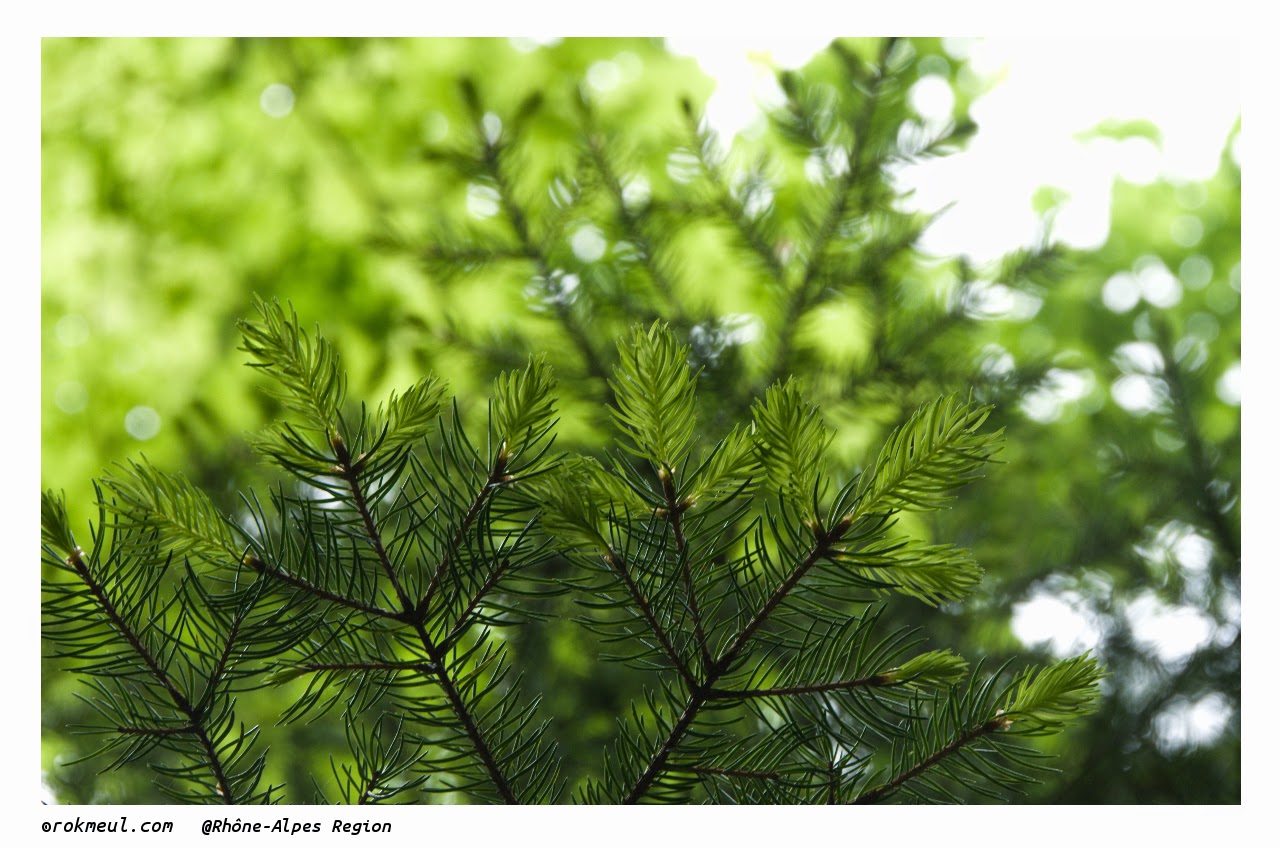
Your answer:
1111,374 -> 1163,415
1126,590 -> 1215,665
587,60 -> 622,93
1169,214 -> 1204,247
1102,272 -> 1141,312
908,75 -> 955,130
466,184 -> 500,220
54,381 -> 88,414
570,225 -> 607,263
1012,590 -> 1101,657
1215,362 -> 1241,406
56,314 -> 90,347
481,113 -> 503,146
259,83 -> 295,119
1135,257 -> 1182,308
1153,693 -> 1232,754
1178,255 -> 1213,290
125,406 -> 162,441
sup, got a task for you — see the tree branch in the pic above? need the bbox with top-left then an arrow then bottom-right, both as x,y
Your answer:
849,717 -> 1006,804
604,548 -> 698,691
621,519 -> 849,803
708,674 -> 891,700
337,438 -> 520,804
66,548 -> 237,804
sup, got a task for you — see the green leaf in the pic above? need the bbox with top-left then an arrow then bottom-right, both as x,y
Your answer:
879,649 -> 969,689
492,355 -> 558,460
99,458 -> 240,564
41,489 -> 79,557
685,424 -> 760,506
245,422 -> 338,476
830,536 -> 982,606
752,379 -> 832,509
608,323 -> 698,468
379,375 -> 451,453
533,467 -> 611,555
566,455 -> 655,516
852,394 -> 1002,520
999,654 -> 1107,735
238,296 -> 346,432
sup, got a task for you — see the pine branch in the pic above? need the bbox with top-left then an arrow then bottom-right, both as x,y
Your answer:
603,547 -> 698,690
460,85 -> 612,391
1151,315 -> 1240,571
334,428 -> 522,804
708,674 -> 890,700
661,464 -> 711,669
579,96 -> 691,328
762,37 -> 897,394
418,454 -> 507,615
48,533 -> 240,803
849,717 -> 1006,804
243,554 -> 408,622
618,519 -> 851,804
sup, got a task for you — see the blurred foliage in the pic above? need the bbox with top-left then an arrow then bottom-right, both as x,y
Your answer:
42,36 -> 1239,803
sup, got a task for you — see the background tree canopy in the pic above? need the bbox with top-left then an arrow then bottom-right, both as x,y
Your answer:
41,36 -> 1240,803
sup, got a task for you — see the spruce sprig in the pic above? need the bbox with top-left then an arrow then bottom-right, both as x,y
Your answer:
538,323 -> 1101,804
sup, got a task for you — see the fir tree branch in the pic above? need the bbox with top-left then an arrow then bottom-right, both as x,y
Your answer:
717,521 -> 849,669
849,717 -> 1006,804
335,438 -> 417,617
243,554 -> 408,622
335,437 -> 521,804
604,547 -> 698,690
195,612 -> 246,717
62,547 -> 238,804
292,660 -> 438,676
621,689 -> 708,804
762,37 -> 897,393
463,95 -> 611,391
622,520 -> 851,803
419,455 -> 508,616
707,673 -> 890,700
116,724 -> 200,737
441,557 -> 512,651
662,466 -> 711,669
668,764 -> 783,780
1151,316 -> 1240,571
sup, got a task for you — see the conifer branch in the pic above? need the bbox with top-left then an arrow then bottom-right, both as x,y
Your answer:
116,724 -> 200,737
662,466 -> 711,668
441,557 -> 513,651
288,660 -> 438,677
580,100 -> 691,328
707,674 -> 890,700
336,435 -> 521,804
419,456 -> 507,615
763,37 -> 896,393
61,546 -> 239,804
603,548 -> 698,690
668,764 -> 783,780
462,92 -> 611,390
621,522 -> 849,804
849,717 -> 1005,804
243,554 -> 407,622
